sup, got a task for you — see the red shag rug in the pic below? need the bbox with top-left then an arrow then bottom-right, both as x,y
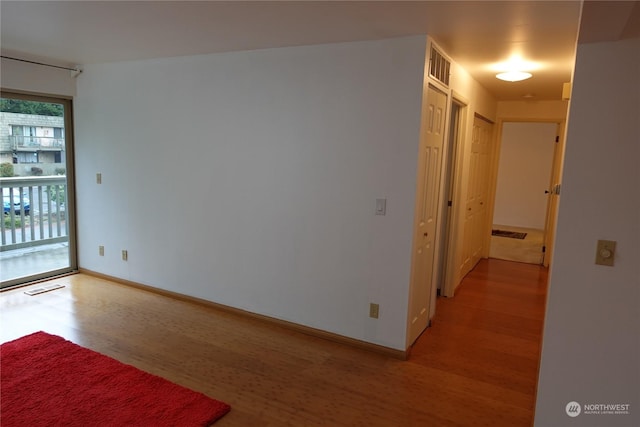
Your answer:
0,331 -> 230,426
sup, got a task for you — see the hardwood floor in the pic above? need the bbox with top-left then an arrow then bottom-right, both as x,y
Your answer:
0,258 -> 548,426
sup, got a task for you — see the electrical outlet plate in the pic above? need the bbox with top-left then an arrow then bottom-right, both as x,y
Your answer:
99,246 -> 104,256
369,303 -> 379,319
122,250 -> 128,261
595,240 -> 616,266
96,173 -> 102,184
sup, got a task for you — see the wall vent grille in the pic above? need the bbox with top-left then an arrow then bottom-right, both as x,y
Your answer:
24,283 -> 65,296
429,46 -> 451,87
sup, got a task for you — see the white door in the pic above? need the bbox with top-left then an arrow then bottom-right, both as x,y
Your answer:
542,123 -> 564,267
407,86 -> 447,345
460,115 -> 493,277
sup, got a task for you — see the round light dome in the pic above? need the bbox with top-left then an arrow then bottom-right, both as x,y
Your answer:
496,71 -> 532,82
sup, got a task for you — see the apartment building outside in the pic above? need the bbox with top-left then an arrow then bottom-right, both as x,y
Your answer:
0,112 -> 65,176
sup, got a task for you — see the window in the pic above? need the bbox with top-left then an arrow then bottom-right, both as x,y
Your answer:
15,152 -> 39,163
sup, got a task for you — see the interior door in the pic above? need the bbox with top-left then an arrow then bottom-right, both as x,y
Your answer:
542,123 -> 564,267
435,102 -> 461,296
408,86 -> 447,345
460,115 -> 493,277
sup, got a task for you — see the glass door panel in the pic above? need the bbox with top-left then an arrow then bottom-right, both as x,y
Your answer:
0,94 -> 76,287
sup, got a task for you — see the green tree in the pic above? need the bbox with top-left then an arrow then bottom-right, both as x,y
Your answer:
0,98 -> 63,116
0,163 -> 14,177
49,185 -> 66,205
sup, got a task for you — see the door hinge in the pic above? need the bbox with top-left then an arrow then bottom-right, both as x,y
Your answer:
447,200 -> 452,207
542,245 -> 546,253
555,136 -> 559,143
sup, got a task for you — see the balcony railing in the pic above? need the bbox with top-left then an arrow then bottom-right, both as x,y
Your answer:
1,176 -> 68,252
3,136 -> 65,151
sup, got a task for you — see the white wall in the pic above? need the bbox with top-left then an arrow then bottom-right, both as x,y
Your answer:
493,122 -> 556,229
1,57 -> 76,97
74,37 -> 428,350
449,61 -> 497,120
535,36 -> 639,427
496,100 -> 568,121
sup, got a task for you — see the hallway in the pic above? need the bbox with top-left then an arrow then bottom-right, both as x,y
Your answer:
411,258 -> 549,424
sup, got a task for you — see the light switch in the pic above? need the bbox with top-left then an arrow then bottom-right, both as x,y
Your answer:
375,198 -> 386,216
595,240 -> 616,266
96,173 -> 102,184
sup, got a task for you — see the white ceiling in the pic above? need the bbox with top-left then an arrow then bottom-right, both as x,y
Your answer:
0,1 -> 631,101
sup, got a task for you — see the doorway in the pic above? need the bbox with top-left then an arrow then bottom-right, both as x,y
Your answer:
0,92 -> 77,287
490,122 -> 557,265
435,100 -> 462,300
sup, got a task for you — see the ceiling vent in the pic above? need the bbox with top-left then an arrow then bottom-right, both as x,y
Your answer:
429,45 -> 451,87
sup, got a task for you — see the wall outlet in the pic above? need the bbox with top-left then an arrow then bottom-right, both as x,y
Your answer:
121,250 -> 128,261
369,303 -> 379,319
98,246 -> 104,256
96,173 -> 102,184
595,240 -> 616,266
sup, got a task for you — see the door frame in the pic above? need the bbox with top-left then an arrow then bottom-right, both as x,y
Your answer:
0,90 -> 78,288
487,118 -> 566,268
437,93 -> 468,299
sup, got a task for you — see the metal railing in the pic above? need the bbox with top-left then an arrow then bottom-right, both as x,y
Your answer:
1,176 -> 68,252
4,135 -> 65,150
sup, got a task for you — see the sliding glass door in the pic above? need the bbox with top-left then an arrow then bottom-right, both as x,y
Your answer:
0,92 -> 76,288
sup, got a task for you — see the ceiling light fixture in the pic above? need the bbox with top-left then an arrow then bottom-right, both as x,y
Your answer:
496,71 -> 532,82
491,54 -> 539,83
